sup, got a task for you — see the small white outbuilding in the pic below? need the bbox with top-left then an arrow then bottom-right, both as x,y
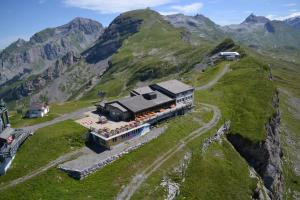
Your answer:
219,52 -> 240,60
28,103 -> 49,118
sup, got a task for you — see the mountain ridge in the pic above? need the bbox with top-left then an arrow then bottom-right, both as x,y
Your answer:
1,11 -> 300,104
0,17 -> 104,86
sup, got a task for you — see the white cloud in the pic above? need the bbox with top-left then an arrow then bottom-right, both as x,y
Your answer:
159,11 -> 178,16
285,3 -> 297,7
160,2 -> 203,16
268,12 -> 300,20
170,3 -> 203,15
266,14 -> 276,20
63,0 -> 175,14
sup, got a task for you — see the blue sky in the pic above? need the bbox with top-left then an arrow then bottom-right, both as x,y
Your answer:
0,0 -> 299,49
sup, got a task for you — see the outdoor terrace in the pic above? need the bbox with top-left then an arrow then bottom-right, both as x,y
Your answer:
75,102 -> 192,139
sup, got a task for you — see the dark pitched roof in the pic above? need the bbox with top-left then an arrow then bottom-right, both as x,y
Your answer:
131,86 -> 154,95
152,80 -> 194,95
30,103 -> 48,110
109,103 -> 128,112
118,91 -> 174,113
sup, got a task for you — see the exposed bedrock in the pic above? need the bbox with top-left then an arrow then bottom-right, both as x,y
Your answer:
227,92 -> 284,200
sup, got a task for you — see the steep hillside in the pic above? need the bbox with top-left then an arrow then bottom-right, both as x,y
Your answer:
1,51 -> 108,103
83,9 -> 213,100
164,14 -> 225,44
0,17 -> 104,86
255,53 -> 300,199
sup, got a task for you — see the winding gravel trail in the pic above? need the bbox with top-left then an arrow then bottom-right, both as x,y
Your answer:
116,63 -> 230,200
116,103 -> 221,200
196,64 -> 230,91
0,149 -> 87,191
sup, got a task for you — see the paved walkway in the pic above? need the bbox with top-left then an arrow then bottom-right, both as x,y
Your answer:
23,106 -> 95,133
59,126 -> 166,179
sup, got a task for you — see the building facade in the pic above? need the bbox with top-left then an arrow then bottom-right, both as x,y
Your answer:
90,80 -> 195,149
28,103 -> 49,118
0,100 -> 31,174
219,52 -> 240,60
150,79 -> 194,105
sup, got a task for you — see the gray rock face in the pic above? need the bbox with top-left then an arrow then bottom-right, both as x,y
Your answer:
164,13 -> 300,50
0,13 -> 145,103
227,92 -> 284,199
1,51 -> 109,103
264,22 -> 276,33
83,14 -> 143,63
0,17 -> 104,86
164,14 -> 225,42
1,51 -> 79,100
242,14 -> 270,24
202,121 -> 230,152
222,14 -> 300,49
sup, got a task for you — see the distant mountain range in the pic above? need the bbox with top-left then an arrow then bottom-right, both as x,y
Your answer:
165,13 -> 300,49
0,10 -> 300,104
285,16 -> 300,29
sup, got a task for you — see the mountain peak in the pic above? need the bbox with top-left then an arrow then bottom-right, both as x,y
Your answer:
15,38 -> 26,45
68,17 -> 97,25
243,14 -> 270,24
284,15 -> 300,29
56,17 -> 104,36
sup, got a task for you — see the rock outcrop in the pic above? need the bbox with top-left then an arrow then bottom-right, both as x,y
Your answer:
83,13 -> 143,64
227,92 -> 284,199
160,177 -> 180,200
1,51 -> 80,101
202,121 -> 231,152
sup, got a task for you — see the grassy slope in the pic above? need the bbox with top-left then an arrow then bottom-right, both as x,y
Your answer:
179,140 -> 256,200
82,9 -> 211,100
0,120 -> 87,185
131,56 -> 274,199
268,58 -> 300,198
246,48 -> 300,198
280,91 -> 300,199
196,56 -> 275,142
0,10 -> 283,200
183,61 -> 230,87
0,54 -> 276,200
0,104 -> 212,199
131,126 -> 257,200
